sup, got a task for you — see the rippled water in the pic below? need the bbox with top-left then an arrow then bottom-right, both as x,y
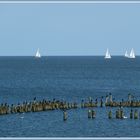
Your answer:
0,56 -> 140,137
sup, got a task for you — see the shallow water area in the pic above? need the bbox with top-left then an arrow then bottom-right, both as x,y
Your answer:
0,56 -> 140,137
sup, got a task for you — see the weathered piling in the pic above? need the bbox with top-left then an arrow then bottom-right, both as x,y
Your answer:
108,110 -> 112,119
134,109 -> 138,119
63,111 -> 68,121
118,109 -> 121,119
89,97 -> 94,107
81,100 -> 84,108
120,108 -> 124,119
105,95 -> 109,105
92,110 -> 96,119
116,110 -> 118,119
100,97 -> 103,107
130,109 -> 133,119
89,97 -> 92,103
95,99 -> 98,106
116,109 -> 121,119
73,102 -> 78,108
109,93 -> 112,103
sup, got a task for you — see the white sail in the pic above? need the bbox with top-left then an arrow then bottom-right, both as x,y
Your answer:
105,48 -> 111,59
129,48 -> 135,58
125,51 -> 129,58
35,48 -> 41,58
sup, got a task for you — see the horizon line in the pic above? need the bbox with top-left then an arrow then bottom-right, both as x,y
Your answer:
1,1 -> 140,3
0,55 -> 139,56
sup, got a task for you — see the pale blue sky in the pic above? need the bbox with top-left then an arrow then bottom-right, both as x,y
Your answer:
0,4 -> 140,56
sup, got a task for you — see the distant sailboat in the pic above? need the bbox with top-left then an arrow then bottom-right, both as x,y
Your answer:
125,51 -> 129,58
105,48 -> 111,59
35,48 -> 41,58
129,48 -> 135,59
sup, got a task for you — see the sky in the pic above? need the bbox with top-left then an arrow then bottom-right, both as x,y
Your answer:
0,3 -> 140,56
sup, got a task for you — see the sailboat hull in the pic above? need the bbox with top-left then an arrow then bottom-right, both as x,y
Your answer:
129,56 -> 135,59
105,56 -> 111,59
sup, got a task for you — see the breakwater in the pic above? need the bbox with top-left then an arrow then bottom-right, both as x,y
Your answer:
0,93 -> 140,120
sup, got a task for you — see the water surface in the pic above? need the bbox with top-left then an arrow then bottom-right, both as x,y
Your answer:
0,56 -> 140,137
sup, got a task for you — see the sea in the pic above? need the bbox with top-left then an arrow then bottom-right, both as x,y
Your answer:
0,56 -> 140,137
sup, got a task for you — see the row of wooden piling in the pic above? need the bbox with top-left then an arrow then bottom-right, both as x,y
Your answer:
88,110 -> 96,119
105,93 -> 140,107
81,93 -> 140,108
63,108 -> 140,121
0,93 -> 140,117
0,98 -> 78,115
63,109 -> 96,121
108,108 -> 139,119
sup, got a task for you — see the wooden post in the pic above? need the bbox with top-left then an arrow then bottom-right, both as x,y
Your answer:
134,109 -> 138,119
120,109 -> 124,119
88,110 -> 92,119
108,110 -> 112,119
92,110 -> 96,119
130,109 -> 133,119
63,111 -> 68,121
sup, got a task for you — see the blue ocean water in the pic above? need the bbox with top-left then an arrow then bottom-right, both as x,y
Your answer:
0,56 -> 140,137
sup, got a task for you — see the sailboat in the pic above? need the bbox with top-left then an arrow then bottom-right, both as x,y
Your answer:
129,48 -> 135,59
105,48 -> 111,59
124,51 -> 129,58
35,48 -> 41,58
